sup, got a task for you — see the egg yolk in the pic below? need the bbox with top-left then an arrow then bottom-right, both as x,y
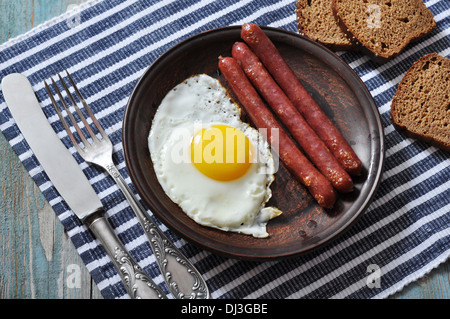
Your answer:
190,124 -> 254,181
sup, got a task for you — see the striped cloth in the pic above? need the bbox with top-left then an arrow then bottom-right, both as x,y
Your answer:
0,0 -> 449,299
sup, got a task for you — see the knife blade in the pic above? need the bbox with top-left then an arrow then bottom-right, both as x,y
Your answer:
1,73 -> 167,299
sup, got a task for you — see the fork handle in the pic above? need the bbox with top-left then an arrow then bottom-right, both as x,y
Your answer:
105,163 -> 210,299
84,209 -> 167,299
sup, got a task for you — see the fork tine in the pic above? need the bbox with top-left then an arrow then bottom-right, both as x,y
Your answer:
44,79 -> 84,153
65,70 -> 109,142
58,72 -> 100,143
49,76 -> 89,148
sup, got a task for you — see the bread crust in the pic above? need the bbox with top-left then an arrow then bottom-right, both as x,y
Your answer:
332,0 -> 436,63
391,53 -> 450,152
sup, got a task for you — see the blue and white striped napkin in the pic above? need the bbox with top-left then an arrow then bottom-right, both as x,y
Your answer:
0,0 -> 449,299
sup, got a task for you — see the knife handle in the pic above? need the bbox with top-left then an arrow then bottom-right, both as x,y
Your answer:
106,164 -> 210,299
84,209 -> 167,299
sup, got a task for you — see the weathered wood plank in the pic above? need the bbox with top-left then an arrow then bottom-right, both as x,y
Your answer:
390,261 -> 450,299
0,0 -> 71,43
0,131 -> 101,298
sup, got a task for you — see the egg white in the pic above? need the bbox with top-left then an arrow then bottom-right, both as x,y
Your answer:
148,74 -> 281,238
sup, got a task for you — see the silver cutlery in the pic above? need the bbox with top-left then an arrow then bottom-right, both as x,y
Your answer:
2,73 -> 167,299
44,70 -> 209,299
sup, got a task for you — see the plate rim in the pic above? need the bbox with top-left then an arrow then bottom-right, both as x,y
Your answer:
122,25 -> 385,260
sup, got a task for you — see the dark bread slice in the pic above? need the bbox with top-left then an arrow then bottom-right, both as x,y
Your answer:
391,53 -> 450,152
296,0 -> 358,50
332,0 -> 436,63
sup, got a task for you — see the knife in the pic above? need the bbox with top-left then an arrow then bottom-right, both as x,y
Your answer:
1,73 -> 167,299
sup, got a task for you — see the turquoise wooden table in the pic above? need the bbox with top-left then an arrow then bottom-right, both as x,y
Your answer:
0,0 -> 448,299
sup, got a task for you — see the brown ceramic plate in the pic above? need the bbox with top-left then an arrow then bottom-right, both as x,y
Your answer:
122,26 -> 384,261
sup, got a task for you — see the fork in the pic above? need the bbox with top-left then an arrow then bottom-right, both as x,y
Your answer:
44,70 -> 209,299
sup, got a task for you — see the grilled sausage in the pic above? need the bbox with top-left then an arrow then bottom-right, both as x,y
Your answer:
219,56 -> 337,208
241,23 -> 362,176
232,42 -> 353,193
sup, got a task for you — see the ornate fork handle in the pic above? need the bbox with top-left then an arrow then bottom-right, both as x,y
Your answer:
86,209 -> 167,299
106,163 -> 210,299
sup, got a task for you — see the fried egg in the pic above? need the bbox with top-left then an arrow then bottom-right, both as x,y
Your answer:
148,74 -> 281,238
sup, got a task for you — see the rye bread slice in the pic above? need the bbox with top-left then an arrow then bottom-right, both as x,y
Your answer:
332,0 -> 436,63
391,53 -> 450,152
296,0 -> 357,50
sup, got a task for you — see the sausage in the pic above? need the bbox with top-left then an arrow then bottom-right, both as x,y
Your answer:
218,56 -> 337,208
232,42 -> 353,193
241,23 -> 362,176
219,56 -> 337,208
